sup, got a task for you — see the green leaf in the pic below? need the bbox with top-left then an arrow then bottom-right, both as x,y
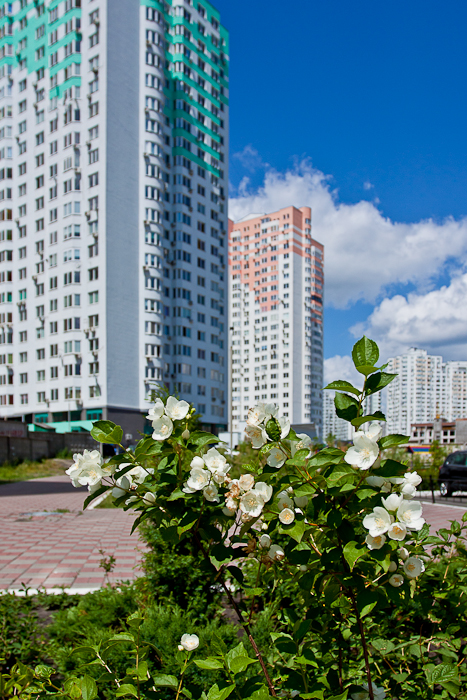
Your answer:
194,659 -> 224,670
325,464 -> 355,487
329,692 -> 348,700
115,684 -> 138,698
324,381 -> 361,396
379,434 -> 409,449
80,676 -> 98,700
249,687 -> 272,700
351,411 -> 386,427
225,642 -> 246,671
207,684 -> 235,700
177,511 -> 199,537
229,656 -> 258,674
356,589 -> 379,617
427,663 -> 458,685
90,420 -> 123,445
352,336 -> 379,369
343,541 -> 365,571
152,674 -> 179,688
334,392 -> 359,422
83,484 -> 110,510
279,518 -> 306,543
189,431 -> 220,447
365,371 -> 397,395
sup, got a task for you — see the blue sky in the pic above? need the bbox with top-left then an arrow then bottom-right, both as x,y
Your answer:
222,0 -> 467,373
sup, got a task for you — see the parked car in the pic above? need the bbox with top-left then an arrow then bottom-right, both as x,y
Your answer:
438,451 -> 467,496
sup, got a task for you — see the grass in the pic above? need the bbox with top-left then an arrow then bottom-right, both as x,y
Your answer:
0,458 -> 71,483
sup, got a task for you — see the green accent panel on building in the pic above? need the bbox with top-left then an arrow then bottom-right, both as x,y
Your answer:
28,420 -> 95,433
173,127 -> 222,162
172,145 -> 221,178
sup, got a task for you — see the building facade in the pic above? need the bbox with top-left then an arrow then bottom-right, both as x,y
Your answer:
0,0 -> 229,435
387,349 -> 467,436
228,206 -> 324,437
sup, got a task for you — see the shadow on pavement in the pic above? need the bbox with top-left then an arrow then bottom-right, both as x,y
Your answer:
0,479 -> 86,497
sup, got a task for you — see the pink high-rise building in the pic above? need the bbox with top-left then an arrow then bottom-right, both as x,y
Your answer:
228,205 -> 324,436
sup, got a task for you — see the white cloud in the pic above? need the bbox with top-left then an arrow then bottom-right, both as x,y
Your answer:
229,161 -> 467,308
232,145 -> 268,173
363,181 -> 374,190
353,273 -> 467,361
324,355 -> 363,388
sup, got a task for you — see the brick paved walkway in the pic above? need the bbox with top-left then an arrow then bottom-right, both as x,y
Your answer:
0,475 -> 146,593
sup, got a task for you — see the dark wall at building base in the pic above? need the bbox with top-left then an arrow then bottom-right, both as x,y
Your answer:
0,432 -> 96,465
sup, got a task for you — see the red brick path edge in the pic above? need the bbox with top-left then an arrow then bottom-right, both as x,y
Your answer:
0,478 -> 465,595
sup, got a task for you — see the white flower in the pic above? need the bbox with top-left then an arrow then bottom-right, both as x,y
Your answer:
397,501 -> 425,531
389,574 -> 404,588
401,483 -> 417,498
165,396 -> 190,421
203,484 -> 219,502
277,491 -> 294,510
180,634 -> 199,651
381,493 -> 403,512
263,403 -> 279,419
362,507 -> 393,537
267,447 -> 287,468
345,433 -> 379,470
152,416 -> 174,441
255,481 -> 273,502
404,471 -> 422,487
294,495 -> 308,509
126,465 -> 153,484
239,489 -> 265,518
398,547 -> 409,561
225,495 -> 237,511
259,534 -> 271,548
365,476 -> 388,489
142,492 -> 156,505
66,449 -> 104,487
364,422 -> 383,442
112,475 -> 131,499
268,544 -> 285,561
222,507 -> 236,516
365,534 -> 386,550
279,508 -> 295,525
245,424 -> 268,449
186,468 -> 210,492
247,404 -> 267,426
190,456 -> 205,469
146,399 -> 165,424
388,561 -> 398,572
403,556 -> 425,579
295,433 -> 312,451
387,522 -> 407,541
278,416 -> 290,439
351,682 -> 386,700
204,448 -> 228,473
238,473 -> 255,492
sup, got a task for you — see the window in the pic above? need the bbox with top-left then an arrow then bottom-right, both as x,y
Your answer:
89,102 -> 99,117
36,132 -> 45,146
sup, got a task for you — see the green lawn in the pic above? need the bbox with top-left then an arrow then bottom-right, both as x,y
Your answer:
0,458 -> 71,483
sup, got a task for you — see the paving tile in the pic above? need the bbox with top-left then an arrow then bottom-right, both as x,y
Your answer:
0,476 -> 144,591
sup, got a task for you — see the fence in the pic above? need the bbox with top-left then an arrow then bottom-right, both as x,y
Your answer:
0,431 -> 96,464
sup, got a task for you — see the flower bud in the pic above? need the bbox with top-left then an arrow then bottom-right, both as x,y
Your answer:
182,429 -> 190,440
388,561 -> 397,572
259,534 -> 271,548
178,645 -> 184,651
265,418 -> 280,441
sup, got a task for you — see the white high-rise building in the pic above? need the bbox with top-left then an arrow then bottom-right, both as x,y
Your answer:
0,0 -> 229,436
228,206 -> 324,437
386,348 -> 467,435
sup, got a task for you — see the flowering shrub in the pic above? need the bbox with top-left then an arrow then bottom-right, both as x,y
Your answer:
3,337 -> 467,700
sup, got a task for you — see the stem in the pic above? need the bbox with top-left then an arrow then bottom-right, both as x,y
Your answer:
96,653 -> 121,688
348,588 -> 374,700
194,533 -> 277,697
247,559 -> 262,624
175,657 -> 188,700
